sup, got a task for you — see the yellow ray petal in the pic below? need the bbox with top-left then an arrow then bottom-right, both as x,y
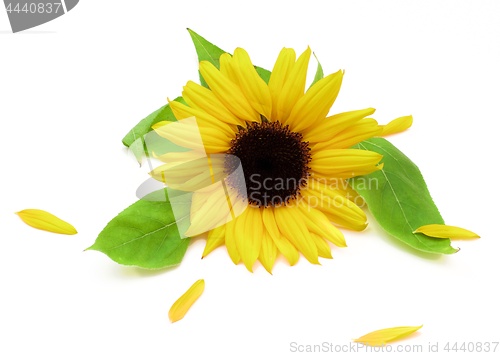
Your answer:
234,207 -> 262,272
224,219 -> 241,265
274,206 -> 319,264
354,325 -> 423,346
298,203 -> 347,247
233,48 -> 272,119
168,279 -> 205,323
262,207 -> 299,266
380,115 -> 413,136
199,61 -> 260,122
219,53 -> 239,84
202,225 -> 226,258
285,70 -> 343,133
269,48 -> 296,120
304,107 -> 376,142
275,47 -> 311,122
259,231 -> 278,274
16,209 -> 77,235
153,118 -> 229,153
309,233 -> 333,259
310,149 -> 383,179
313,118 -> 383,151
185,184 -> 233,236
302,180 -> 367,231
414,224 -> 480,239
182,80 -> 243,126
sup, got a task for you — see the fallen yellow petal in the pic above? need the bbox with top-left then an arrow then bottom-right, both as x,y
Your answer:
379,115 -> 413,136
168,279 -> 205,323
15,209 -> 77,235
354,325 -> 423,346
414,224 -> 479,239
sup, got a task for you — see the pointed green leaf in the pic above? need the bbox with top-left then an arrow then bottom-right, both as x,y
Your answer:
254,66 -> 271,84
308,52 -> 324,90
351,138 -> 457,255
122,96 -> 185,149
87,189 -> 192,269
187,28 -> 271,86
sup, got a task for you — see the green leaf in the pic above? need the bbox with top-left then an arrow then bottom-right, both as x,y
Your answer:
122,96 -> 185,149
187,28 -> 271,86
254,66 -> 271,84
351,138 -> 457,255
308,52 -> 324,90
87,189 -> 193,269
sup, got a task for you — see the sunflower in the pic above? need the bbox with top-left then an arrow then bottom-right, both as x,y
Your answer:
151,47 -> 409,273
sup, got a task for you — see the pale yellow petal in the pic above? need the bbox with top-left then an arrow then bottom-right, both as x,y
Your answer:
414,224 -> 480,239
269,48 -> 296,120
275,47 -> 311,122
304,107 -> 376,142
380,115 -> 413,136
202,225 -> 226,257
16,209 -> 77,235
285,70 -> 343,133
262,207 -> 299,265
186,184 -> 232,236
168,279 -> 205,323
169,99 -> 234,138
233,48 -> 272,119
354,325 -> 423,346
153,118 -> 229,153
199,61 -> 260,122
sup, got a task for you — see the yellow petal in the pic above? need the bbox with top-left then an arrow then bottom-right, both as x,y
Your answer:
224,219 -> 241,265
202,225 -> 225,258
313,118 -> 383,151
275,47 -> 311,122
285,70 -> 343,133
182,81 -> 243,126
301,179 -> 367,231
219,53 -> 239,84
310,149 -> 383,179
168,279 -> 205,323
304,107 -> 376,143
414,224 -> 480,239
199,61 -> 259,122
354,325 -> 423,346
258,231 -> 278,274
274,206 -> 319,264
269,48 -> 296,120
234,207 -> 262,272
16,209 -> 77,235
233,48 -> 272,119
262,207 -> 299,266
380,115 -> 413,136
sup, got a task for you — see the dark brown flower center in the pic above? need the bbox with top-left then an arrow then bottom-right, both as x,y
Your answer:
225,120 -> 311,207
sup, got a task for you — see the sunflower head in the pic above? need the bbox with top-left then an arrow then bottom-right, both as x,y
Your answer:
152,47 -> 397,273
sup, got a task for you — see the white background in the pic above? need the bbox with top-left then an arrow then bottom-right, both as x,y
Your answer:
1,1 -> 499,355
